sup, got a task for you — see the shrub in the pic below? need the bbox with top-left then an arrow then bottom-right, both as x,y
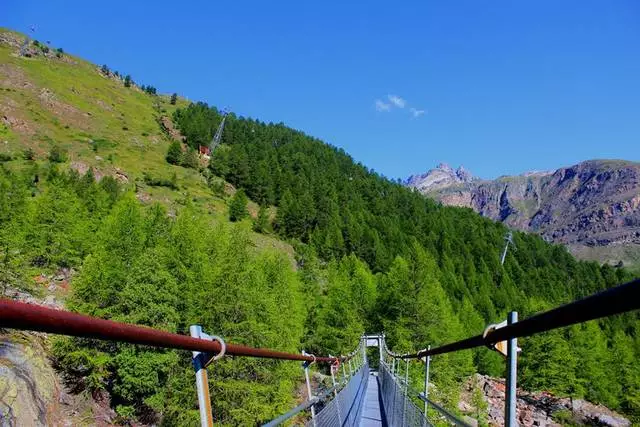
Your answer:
143,172 -> 178,190
0,153 -> 12,162
208,176 -> 225,197
48,145 -> 68,163
170,93 -> 177,105
182,148 -> 199,169
23,148 -> 35,160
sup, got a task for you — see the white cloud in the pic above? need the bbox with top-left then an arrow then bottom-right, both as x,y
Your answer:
410,107 -> 426,118
374,99 -> 392,112
388,95 -> 406,108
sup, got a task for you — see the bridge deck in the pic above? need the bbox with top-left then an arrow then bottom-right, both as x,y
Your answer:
359,371 -> 386,426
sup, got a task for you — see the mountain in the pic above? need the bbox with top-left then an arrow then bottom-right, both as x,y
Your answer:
405,162 -> 475,192
407,161 -> 640,270
1,27 -> 639,425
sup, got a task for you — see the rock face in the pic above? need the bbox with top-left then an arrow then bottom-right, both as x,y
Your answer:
407,160 -> 640,267
1,278 -> 116,426
459,374 -> 631,427
406,163 -> 476,192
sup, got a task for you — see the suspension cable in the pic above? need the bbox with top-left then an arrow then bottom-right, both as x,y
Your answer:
0,299 -> 339,363
397,278 -> 640,359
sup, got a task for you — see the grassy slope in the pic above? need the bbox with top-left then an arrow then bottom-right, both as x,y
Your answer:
0,27 -> 294,265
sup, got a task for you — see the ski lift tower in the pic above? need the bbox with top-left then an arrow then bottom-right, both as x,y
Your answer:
209,108 -> 229,153
501,231 -> 515,265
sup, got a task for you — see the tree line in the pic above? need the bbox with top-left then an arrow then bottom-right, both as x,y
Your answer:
173,102 -> 640,421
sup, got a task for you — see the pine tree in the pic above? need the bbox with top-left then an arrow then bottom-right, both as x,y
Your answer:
229,189 -> 248,222
166,141 -> 183,165
520,329 -> 578,395
170,93 -> 178,105
124,74 -> 132,88
253,205 -> 270,233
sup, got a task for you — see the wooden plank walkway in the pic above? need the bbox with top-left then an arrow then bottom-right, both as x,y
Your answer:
359,371 -> 386,426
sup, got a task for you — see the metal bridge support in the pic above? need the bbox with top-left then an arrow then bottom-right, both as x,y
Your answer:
190,325 -> 214,427
342,359 -> 348,383
329,357 -> 343,426
302,352 -> 317,427
423,345 -> 431,426
402,359 -> 409,426
505,312 -> 518,427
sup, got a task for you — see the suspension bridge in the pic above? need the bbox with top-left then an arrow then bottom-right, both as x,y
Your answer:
0,278 -> 638,426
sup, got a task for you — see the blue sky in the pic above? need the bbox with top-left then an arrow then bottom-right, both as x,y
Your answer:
5,1 -> 640,179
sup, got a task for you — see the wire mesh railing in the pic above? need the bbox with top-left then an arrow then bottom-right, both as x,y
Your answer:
305,362 -> 369,427
379,361 -> 430,427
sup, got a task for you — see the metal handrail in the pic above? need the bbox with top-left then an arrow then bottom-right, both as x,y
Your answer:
417,393 -> 471,427
0,299 -> 340,363
393,278 -> 640,359
262,385 -> 338,427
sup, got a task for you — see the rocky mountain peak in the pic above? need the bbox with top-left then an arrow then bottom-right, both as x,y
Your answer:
406,163 -> 475,192
456,165 -> 472,181
406,159 -> 640,269
436,162 -> 454,174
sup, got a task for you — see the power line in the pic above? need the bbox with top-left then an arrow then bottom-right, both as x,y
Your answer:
500,230 -> 515,265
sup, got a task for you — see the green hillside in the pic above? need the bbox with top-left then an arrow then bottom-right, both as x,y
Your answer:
0,28 -> 292,257
1,28 -> 639,425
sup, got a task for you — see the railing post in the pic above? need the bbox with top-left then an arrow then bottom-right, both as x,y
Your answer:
391,358 -> 398,426
342,357 -> 347,383
329,356 -> 342,426
302,351 -> 317,427
190,325 -> 214,427
402,359 -> 409,426
423,345 -> 431,425
505,311 -> 518,427
329,356 -> 338,397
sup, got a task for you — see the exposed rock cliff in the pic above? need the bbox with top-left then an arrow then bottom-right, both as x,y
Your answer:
1,280 -> 115,426
458,374 -> 631,427
407,160 -> 640,268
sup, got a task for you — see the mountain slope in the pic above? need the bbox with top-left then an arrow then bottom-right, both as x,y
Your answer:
0,28 -> 222,208
0,28 -> 293,259
1,27 -> 639,425
408,161 -> 640,270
